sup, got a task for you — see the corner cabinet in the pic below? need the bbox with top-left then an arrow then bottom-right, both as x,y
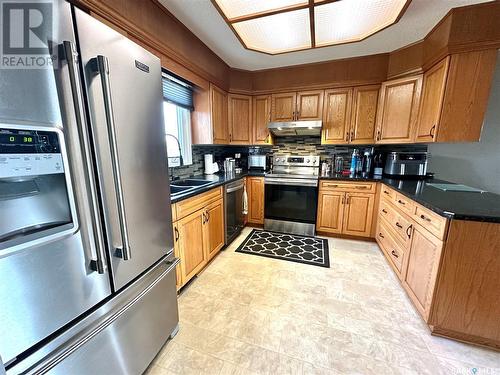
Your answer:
375,75 -> 423,143
252,95 -> 273,145
415,50 -> 497,143
210,84 -> 229,144
171,187 -> 225,289
271,90 -> 323,122
228,93 -> 252,145
247,177 -> 265,225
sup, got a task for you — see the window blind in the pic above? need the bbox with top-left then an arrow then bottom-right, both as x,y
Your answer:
161,72 -> 194,111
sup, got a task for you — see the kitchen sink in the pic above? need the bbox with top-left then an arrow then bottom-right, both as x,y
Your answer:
171,179 -> 212,187
170,185 -> 194,195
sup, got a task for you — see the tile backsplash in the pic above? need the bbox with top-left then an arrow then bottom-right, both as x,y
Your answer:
169,137 -> 427,179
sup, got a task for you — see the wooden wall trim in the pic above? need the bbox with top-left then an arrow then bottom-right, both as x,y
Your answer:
73,0 -> 230,90
73,0 -> 500,94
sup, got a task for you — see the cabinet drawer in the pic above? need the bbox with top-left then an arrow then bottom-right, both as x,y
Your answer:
376,219 -> 406,276
320,181 -> 376,193
414,205 -> 448,240
381,185 -> 396,200
175,187 -> 223,220
379,200 -> 413,248
394,193 -> 416,216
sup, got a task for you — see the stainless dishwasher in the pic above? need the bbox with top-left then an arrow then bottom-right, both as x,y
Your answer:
225,178 -> 246,245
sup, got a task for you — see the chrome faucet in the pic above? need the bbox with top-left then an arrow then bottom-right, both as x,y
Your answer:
165,133 -> 183,167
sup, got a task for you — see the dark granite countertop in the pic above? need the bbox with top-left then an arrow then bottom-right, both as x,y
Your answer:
170,171 -> 265,203
320,173 -> 500,223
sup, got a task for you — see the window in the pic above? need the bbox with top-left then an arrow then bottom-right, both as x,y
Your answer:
162,72 -> 193,167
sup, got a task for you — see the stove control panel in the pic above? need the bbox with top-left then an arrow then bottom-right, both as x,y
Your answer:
273,155 -> 320,166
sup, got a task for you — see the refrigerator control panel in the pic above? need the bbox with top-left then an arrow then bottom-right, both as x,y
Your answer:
0,128 -> 64,178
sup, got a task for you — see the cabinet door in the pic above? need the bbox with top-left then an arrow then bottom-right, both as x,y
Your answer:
296,90 -> 324,121
204,199 -> 225,261
403,224 -> 443,321
321,88 -> 352,145
172,222 -> 183,289
342,193 -> 375,237
316,191 -> 345,234
376,75 -> 422,143
271,92 -> 296,122
228,94 -> 252,144
248,177 -> 264,224
253,95 -> 272,145
210,84 -> 229,144
350,85 -> 379,144
415,57 -> 449,143
177,209 -> 207,284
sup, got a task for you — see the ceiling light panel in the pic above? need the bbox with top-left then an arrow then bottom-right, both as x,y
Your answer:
214,0 -> 308,20
315,0 -> 407,47
233,9 -> 311,54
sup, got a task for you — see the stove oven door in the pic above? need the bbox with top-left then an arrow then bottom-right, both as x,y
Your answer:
264,178 -> 318,230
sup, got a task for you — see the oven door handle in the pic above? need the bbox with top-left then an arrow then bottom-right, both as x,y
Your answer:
265,178 -> 318,187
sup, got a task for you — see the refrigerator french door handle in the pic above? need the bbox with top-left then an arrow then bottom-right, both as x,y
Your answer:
91,55 -> 132,261
63,41 -> 107,274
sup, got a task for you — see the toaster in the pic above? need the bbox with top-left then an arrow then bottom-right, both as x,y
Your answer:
384,152 -> 428,177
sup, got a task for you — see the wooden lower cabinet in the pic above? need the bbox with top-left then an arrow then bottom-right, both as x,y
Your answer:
343,193 -> 375,237
316,191 -> 344,234
204,199 -> 225,261
247,177 -> 265,224
175,210 -> 207,286
171,187 -> 225,289
403,223 -> 443,320
316,182 -> 375,238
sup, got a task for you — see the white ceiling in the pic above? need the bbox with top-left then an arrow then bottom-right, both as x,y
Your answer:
159,0 -> 492,71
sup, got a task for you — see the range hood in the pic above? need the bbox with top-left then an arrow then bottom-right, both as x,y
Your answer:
268,120 -> 322,136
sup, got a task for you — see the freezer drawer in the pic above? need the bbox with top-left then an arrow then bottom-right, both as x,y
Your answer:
9,257 -> 179,375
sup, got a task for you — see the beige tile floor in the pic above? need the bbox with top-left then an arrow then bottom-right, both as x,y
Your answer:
146,227 -> 500,375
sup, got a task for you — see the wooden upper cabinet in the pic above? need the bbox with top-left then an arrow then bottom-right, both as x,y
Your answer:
342,192 -> 375,237
415,57 -> 449,143
228,93 -> 252,145
210,84 -> 228,144
253,95 -> 273,145
416,50 -> 497,143
350,85 -> 380,144
376,75 -> 423,144
271,92 -> 296,122
322,88 -> 352,145
403,223 -> 443,320
296,90 -> 324,121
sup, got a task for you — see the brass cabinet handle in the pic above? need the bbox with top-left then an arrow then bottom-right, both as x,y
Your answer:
382,209 -> 388,214
345,132 -> 349,142
396,222 -> 403,229
346,195 -> 350,204
379,233 -> 385,239
383,190 -> 390,195
350,130 -> 354,142
406,224 -> 413,239
174,227 -> 179,242
397,200 -> 406,205
206,210 -> 210,223
429,124 -> 436,138
377,130 -> 381,141
202,212 -> 206,224
391,250 -> 399,258
420,214 -> 431,222
341,196 -> 345,204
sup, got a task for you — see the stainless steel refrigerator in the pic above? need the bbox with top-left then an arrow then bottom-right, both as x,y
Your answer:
0,1 -> 179,373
